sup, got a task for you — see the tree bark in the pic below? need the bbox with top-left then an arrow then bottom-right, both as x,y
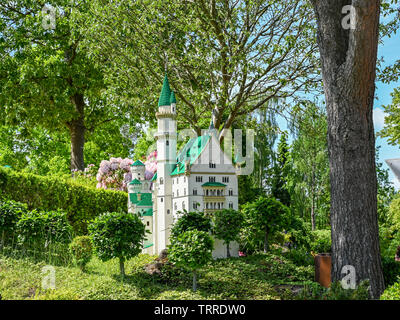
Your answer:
311,163 -> 316,231
311,0 -> 385,298
68,93 -> 86,172
119,258 -> 125,279
192,270 -> 197,292
226,242 -> 231,258
264,227 -> 269,253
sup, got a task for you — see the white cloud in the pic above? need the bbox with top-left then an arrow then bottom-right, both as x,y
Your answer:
373,108 -> 387,129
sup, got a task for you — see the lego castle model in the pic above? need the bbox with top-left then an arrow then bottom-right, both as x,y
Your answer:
127,74 -> 239,258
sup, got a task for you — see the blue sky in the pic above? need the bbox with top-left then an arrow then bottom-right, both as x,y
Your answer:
374,31 -> 400,189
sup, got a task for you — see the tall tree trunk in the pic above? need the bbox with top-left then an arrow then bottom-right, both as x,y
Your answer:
192,270 -> 197,292
311,0 -> 384,298
311,163 -> 316,231
119,258 -> 125,279
264,227 -> 269,253
69,93 -> 86,172
226,242 -> 231,258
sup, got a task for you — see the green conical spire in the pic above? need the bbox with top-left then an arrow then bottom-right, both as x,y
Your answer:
158,74 -> 172,107
170,91 -> 176,104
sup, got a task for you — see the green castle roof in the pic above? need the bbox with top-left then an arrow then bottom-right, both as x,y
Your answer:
171,135 -> 211,176
129,192 -> 152,205
142,208 -> 153,217
158,74 -> 172,107
170,91 -> 176,104
151,172 -> 157,181
129,179 -> 142,185
131,160 -> 145,166
202,182 -> 227,187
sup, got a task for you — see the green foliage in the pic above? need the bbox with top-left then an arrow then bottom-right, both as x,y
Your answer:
287,103 -> 330,229
298,280 -> 370,300
285,248 -> 314,267
83,0 -> 320,135
0,167 -> 127,234
240,197 -> 290,253
271,132 -> 291,206
309,229 -> 331,253
16,209 -> 73,249
170,211 -> 212,238
0,200 -> 28,246
381,256 -> 400,287
88,212 -> 147,276
169,230 -> 214,273
381,281 -> 400,300
69,236 -> 93,271
212,209 -> 244,246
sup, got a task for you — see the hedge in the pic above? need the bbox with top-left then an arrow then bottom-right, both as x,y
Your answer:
0,167 -> 128,234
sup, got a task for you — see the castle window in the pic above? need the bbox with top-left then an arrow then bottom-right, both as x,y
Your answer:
209,176 -> 216,183
196,176 -> 203,182
177,190 -> 179,197
166,140 -> 169,146
161,197 -> 163,203
147,221 -> 150,227
160,177 -> 164,185
174,203 -> 177,210
229,189 -> 233,196
184,188 -> 186,196
167,209 -> 170,214
209,162 -> 216,169
229,202 -> 233,209
222,177 -> 229,183
193,188 -> 197,195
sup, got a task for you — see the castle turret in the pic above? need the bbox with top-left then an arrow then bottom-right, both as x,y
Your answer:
154,73 -> 177,253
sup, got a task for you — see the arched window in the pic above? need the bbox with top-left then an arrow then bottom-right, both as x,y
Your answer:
167,209 -> 170,214
160,177 -> 164,185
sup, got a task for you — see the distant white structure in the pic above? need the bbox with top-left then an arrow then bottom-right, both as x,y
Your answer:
385,158 -> 400,182
128,74 -> 239,258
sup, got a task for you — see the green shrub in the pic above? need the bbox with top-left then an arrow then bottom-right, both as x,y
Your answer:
310,229 -> 331,253
171,211 -> 212,238
381,281 -> 400,300
298,280 -> 370,300
241,197 -> 290,253
0,200 -> 28,247
88,212 -> 147,277
168,230 -> 214,291
211,209 -> 244,257
381,256 -> 400,287
69,236 -> 93,271
0,167 -> 127,234
16,209 -> 73,249
285,248 -> 314,267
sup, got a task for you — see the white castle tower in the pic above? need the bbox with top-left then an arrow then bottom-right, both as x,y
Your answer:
153,74 -> 177,254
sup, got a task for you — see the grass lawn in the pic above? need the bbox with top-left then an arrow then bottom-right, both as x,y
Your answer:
0,252 -> 314,300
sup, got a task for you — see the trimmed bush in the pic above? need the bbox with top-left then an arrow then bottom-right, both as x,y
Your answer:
212,209 -> 243,257
0,167 -> 127,234
69,236 -> 93,271
16,209 -> 73,249
88,212 -> 147,277
0,200 -> 28,247
168,230 -> 214,292
171,211 -> 212,238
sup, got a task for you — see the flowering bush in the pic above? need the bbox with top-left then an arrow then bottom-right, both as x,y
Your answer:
95,152 -> 158,192
144,150 -> 157,180
96,157 -> 133,191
